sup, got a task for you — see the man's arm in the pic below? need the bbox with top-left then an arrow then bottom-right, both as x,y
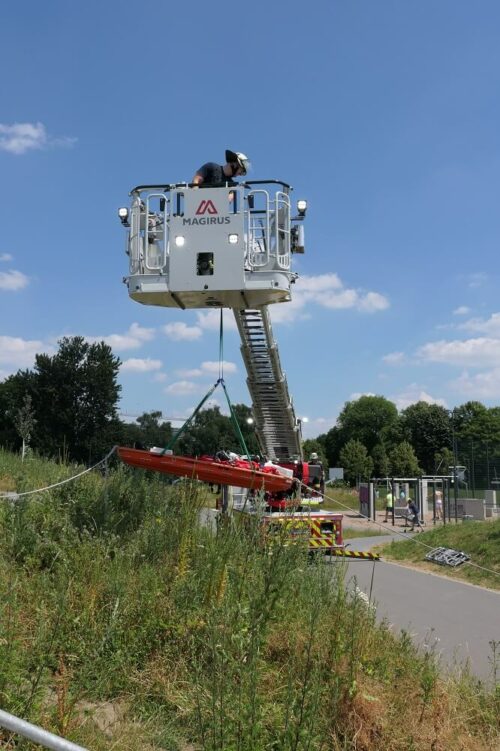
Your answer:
191,172 -> 203,186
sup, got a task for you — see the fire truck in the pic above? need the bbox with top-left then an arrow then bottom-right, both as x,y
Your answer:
117,173 -> 343,552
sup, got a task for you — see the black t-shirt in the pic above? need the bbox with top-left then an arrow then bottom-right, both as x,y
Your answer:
196,162 -> 236,188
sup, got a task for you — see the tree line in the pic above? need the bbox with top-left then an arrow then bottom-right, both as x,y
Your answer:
305,395 -> 500,484
1,337 -> 499,480
0,336 -> 258,464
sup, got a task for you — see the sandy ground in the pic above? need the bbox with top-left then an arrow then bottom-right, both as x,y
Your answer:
340,508 -> 444,534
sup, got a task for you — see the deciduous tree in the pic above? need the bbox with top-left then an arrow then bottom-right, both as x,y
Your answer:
15,393 -> 36,461
336,395 -> 399,454
0,337 -> 121,463
400,402 -> 451,473
339,439 -> 373,486
388,441 -> 421,477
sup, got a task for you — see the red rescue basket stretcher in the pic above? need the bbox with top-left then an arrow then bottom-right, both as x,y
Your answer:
117,447 -> 294,494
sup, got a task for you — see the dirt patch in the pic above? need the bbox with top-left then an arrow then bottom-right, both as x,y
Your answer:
0,475 -> 16,492
77,699 -> 128,738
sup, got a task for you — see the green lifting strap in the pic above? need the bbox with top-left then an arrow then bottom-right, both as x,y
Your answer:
162,379 -> 220,454
221,380 -> 250,459
217,309 -> 250,458
163,310 -> 251,459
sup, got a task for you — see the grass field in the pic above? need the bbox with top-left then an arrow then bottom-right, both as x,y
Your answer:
379,518 -> 500,591
0,448 -> 499,750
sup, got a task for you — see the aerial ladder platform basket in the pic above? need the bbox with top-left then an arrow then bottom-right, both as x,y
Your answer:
117,177 -> 311,482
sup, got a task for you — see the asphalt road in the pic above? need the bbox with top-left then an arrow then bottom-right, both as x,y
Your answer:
336,535 -> 500,683
201,511 -> 500,682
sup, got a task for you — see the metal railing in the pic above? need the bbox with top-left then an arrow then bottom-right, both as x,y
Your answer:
0,708 -> 88,751
128,192 -> 169,275
127,185 -> 292,276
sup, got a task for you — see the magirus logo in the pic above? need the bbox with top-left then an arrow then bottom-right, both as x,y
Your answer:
183,199 -> 230,225
195,199 -> 218,215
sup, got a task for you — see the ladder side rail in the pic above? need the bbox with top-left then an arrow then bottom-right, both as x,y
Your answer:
129,195 -> 144,275
234,308 -> 303,461
275,191 -> 291,270
144,192 -> 169,271
247,190 -> 270,268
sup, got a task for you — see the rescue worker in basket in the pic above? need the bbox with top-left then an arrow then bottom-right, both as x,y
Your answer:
192,150 -> 251,188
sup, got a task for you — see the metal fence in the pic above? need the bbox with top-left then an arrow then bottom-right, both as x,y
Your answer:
454,439 -> 500,498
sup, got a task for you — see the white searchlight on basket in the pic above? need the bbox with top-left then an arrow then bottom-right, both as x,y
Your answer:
118,207 -> 130,226
297,199 -> 307,217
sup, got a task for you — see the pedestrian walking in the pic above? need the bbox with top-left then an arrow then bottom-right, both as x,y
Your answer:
406,498 -> 424,532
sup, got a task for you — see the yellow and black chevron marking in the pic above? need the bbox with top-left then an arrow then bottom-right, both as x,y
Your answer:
310,536 -> 333,548
310,520 -> 341,548
329,549 -> 380,560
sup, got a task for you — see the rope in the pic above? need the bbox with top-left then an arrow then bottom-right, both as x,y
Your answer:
0,446 -> 117,500
300,480 -> 500,581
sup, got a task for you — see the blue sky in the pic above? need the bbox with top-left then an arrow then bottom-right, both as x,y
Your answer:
1,1 -> 500,438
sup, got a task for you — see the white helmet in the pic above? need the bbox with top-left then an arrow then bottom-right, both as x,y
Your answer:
225,149 -> 250,175
310,452 -> 318,461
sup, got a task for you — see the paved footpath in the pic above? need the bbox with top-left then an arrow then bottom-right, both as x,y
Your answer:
334,535 -> 500,683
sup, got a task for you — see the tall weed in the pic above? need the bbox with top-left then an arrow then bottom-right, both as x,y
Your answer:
0,449 -> 498,750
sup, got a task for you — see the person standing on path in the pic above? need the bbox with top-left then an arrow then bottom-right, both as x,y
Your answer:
384,488 -> 393,522
435,490 -> 443,520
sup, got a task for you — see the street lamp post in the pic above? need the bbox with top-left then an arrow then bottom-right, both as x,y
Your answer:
451,413 -> 458,523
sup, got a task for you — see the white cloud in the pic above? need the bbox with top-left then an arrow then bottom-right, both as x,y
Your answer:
316,289 -> 359,310
94,322 -> 155,351
176,368 -> 203,378
269,294 -> 310,324
162,274 -> 388,332
453,306 -> 470,316
382,351 -> 406,365
467,272 -> 487,289
0,335 -> 54,369
121,358 -> 162,373
417,337 -> 500,368
175,361 -> 237,378
391,385 -> 447,411
300,415 -> 337,439
358,291 -> 390,313
0,270 -> 29,291
0,122 -> 77,155
451,369 -> 500,400
269,273 -> 389,325
459,312 -> 500,337
163,321 -> 202,341
196,309 -> 238,331
296,273 -> 343,292
200,360 -> 237,375
165,380 -> 202,395
0,253 -> 13,262
152,372 -> 167,382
